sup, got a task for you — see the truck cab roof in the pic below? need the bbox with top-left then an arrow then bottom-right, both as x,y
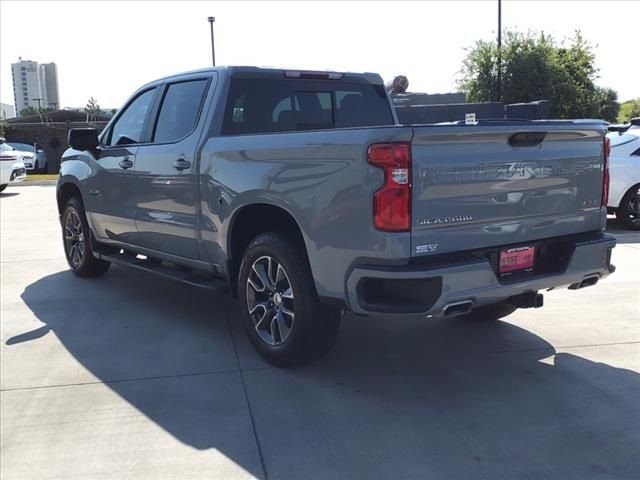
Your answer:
139,66 -> 385,91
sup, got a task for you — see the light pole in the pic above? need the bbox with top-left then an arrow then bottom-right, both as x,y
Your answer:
208,16 -> 216,66
496,0 -> 502,102
31,97 -> 42,111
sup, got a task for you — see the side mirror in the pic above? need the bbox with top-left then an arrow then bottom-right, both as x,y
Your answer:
68,128 -> 99,151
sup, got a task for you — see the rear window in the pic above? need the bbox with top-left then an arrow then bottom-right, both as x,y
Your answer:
222,78 -> 393,135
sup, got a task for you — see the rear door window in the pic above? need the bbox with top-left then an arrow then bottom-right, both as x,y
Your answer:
222,78 -> 393,135
152,79 -> 209,143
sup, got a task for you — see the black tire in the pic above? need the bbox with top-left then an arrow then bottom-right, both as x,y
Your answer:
460,301 -> 518,322
0,184 -> 7,193
61,197 -> 111,277
615,184 -> 640,231
237,232 -> 341,367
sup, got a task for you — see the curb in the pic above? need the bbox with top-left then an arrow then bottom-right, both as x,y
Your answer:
15,180 -> 57,186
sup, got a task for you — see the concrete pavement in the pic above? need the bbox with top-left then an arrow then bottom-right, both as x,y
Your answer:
1,185 -> 639,479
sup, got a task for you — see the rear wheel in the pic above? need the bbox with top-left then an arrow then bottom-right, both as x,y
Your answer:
615,184 -> 640,231
238,232 -> 340,367
460,301 -> 518,322
61,197 -> 110,277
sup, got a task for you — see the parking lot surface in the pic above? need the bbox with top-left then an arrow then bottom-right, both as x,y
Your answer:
1,185 -> 639,480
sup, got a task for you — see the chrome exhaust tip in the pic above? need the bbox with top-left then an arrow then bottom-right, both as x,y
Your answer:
443,300 -> 474,317
569,274 -> 600,290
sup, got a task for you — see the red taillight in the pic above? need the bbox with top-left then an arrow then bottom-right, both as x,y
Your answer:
367,143 -> 411,231
602,136 -> 610,207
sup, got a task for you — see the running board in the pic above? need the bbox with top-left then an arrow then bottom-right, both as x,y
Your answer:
95,251 -> 229,293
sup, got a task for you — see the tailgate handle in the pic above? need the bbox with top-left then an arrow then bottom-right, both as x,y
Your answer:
508,132 -> 546,148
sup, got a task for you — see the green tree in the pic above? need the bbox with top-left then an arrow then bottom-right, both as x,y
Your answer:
618,98 -> 640,122
590,87 -> 619,123
19,106 -> 38,116
458,30 -> 618,120
0,120 -> 5,138
85,97 -> 101,115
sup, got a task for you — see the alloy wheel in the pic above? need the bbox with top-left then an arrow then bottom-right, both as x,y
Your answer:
246,255 -> 295,346
64,210 -> 85,267
625,187 -> 640,227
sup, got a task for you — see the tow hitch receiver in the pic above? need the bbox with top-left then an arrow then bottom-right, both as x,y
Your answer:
508,291 -> 544,309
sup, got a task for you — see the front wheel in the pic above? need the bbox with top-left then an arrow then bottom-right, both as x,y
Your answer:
237,232 -> 341,367
615,184 -> 640,231
61,197 -> 110,277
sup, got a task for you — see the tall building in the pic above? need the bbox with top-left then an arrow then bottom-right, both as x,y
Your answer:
0,103 -> 16,120
11,58 -> 61,115
41,63 -> 60,109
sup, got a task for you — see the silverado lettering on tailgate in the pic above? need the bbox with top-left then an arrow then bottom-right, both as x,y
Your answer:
416,215 -> 473,226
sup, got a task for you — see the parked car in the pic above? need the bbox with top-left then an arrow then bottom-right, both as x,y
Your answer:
607,127 -> 640,230
6,142 -> 47,172
0,142 -> 27,191
57,66 -> 616,366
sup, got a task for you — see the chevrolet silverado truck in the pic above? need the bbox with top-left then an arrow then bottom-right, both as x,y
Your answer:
57,66 -> 616,366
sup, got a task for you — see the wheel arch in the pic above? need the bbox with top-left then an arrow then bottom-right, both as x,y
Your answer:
226,203 -> 311,297
57,181 -> 83,215
618,182 -> 640,210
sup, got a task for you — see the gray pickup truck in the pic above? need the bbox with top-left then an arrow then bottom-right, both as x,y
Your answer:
57,66 -> 616,366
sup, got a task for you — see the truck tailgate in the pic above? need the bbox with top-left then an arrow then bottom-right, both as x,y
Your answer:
410,123 -> 606,257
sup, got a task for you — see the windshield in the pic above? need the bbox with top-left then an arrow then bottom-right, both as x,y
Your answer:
607,133 -> 637,148
0,143 -> 15,152
7,142 -> 34,151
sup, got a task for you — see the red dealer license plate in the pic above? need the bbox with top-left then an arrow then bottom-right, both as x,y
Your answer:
499,246 -> 535,274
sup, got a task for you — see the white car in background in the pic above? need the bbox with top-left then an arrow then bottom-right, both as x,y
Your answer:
0,143 -> 27,192
6,142 -> 47,172
607,121 -> 640,230
4,142 -> 37,171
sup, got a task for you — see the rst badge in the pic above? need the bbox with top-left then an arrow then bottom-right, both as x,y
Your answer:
416,244 -> 438,254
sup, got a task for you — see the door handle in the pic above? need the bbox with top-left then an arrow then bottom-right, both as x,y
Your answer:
173,158 -> 191,171
119,158 -> 133,170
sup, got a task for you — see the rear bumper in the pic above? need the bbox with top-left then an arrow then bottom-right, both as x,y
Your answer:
346,233 -> 616,316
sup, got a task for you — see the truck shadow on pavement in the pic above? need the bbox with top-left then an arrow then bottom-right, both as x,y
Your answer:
11,266 -> 640,479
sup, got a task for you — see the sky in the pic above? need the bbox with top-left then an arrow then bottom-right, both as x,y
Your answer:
1,0 -> 638,110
